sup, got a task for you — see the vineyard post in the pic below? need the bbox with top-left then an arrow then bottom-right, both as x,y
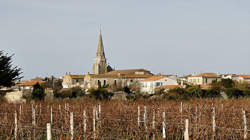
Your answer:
14,111 -> 17,140
47,123 -> 52,140
195,105 -> 199,136
19,105 -> 22,118
32,104 -> 36,126
64,103 -> 67,124
39,103 -> 41,114
242,109 -> 247,139
144,106 -> 147,130
152,109 -> 155,129
180,102 -> 183,124
98,104 -> 101,128
212,107 -> 216,139
162,112 -> 166,139
83,110 -> 87,136
184,119 -> 189,140
70,112 -> 74,140
95,106 -> 99,129
138,106 -> 140,127
93,107 -> 96,139
59,104 -> 61,118
50,106 -> 53,125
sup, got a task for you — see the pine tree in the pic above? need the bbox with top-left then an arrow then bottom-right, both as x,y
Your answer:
0,50 -> 22,87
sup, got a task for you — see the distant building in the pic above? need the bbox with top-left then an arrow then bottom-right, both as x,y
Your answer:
232,75 -> 250,83
62,30 -> 153,89
140,75 -> 178,94
19,78 -> 46,90
62,73 -> 85,88
187,73 -> 221,85
92,30 -> 113,74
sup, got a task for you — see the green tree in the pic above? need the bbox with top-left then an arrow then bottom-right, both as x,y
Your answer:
220,79 -> 235,88
0,51 -> 22,87
186,86 -> 202,98
225,88 -> 243,98
88,88 -> 113,100
32,83 -> 45,100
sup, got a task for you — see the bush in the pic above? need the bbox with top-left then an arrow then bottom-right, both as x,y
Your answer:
186,86 -> 202,98
165,88 -> 189,100
225,88 -> 243,98
220,79 -> 235,88
54,87 -> 84,98
72,87 -> 85,98
88,88 -> 113,100
243,90 -> 250,97
154,88 -> 165,95
32,83 -> 45,100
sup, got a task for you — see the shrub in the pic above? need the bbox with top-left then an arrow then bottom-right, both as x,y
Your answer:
88,88 -> 113,100
220,79 -> 235,88
225,88 -> 243,98
32,83 -> 45,100
165,87 -> 189,100
243,90 -> 250,97
71,87 -> 85,97
54,87 -> 84,98
154,88 -> 165,95
186,86 -> 202,98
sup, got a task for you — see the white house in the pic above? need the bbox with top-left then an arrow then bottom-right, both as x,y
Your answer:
232,75 -> 250,83
187,73 -> 221,85
140,75 -> 178,94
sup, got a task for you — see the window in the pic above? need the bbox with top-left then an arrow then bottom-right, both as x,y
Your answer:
104,80 -> 106,86
156,82 -> 162,87
98,80 -> 101,88
114,80 -> 117,86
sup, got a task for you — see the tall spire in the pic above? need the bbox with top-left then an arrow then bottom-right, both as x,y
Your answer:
93,26 -> 108,74
96,25 -> 105,57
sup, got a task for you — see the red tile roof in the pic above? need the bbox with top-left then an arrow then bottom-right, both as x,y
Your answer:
142,75 -> 167,82
19,81 -> 46,86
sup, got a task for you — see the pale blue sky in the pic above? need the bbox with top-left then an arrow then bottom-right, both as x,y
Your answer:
1,0 -> 250,79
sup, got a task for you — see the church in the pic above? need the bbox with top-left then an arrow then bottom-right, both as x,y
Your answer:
62,30 -> 153,89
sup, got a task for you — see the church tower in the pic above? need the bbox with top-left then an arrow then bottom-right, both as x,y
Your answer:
92,29 -> 108,74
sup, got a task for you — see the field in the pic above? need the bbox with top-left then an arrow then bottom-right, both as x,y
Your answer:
0,99 -> 249,140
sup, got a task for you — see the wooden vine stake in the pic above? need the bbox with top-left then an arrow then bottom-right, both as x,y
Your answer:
47,123 -> 52,140
180,102 -> 183,124
242,109 -> 247,139
144,106 -> 147,130
83,110 -> 87,135
19,105 -> 22,119
184,119 -> 189,140
138,106 -> 140,127
212,107 -> 216,139
32,104 -> 36,126
98,104 -> 101,128
162,112 -> 166,139
50,106 -> 53,125
152,109 -> 155,129
14,111 -> 17,140
70,112 -> 74,140
93,107 -> 96,139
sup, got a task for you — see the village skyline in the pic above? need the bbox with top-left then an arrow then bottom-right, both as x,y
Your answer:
1,0 -> 250,79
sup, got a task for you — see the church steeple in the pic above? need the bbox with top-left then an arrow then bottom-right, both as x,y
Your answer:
92,28 -> 108,74
96,30 -> 105,58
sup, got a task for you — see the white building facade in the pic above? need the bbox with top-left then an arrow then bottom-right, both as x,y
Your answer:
140,75 -> 178,94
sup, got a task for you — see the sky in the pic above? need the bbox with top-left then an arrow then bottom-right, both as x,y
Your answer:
0,0 -> 250,80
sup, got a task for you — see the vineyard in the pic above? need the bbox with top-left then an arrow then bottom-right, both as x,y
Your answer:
0,99 -> 249,140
